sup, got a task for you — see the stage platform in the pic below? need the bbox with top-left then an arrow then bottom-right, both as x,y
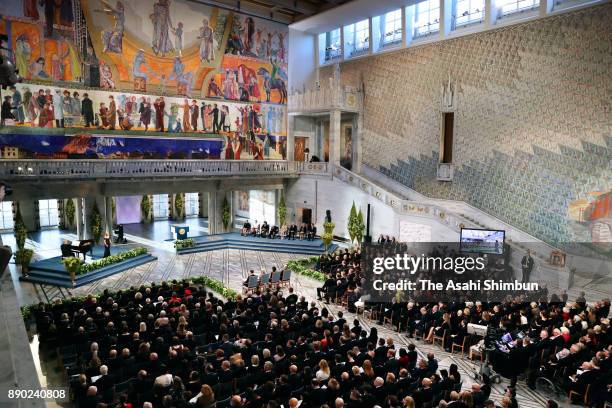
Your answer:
176,232 -> 338,256
20,245 -> 157,288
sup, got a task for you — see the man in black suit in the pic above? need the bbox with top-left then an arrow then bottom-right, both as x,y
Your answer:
79,386 -> 101,408
565,361 -> 598,399
521,249 -> 534,283
81,93 -> 94,127
210,103 -> 219,133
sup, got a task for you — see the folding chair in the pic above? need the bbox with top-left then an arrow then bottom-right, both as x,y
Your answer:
243,275 -> 259,294
269,270 -> 282,288
280,270 -> 292,287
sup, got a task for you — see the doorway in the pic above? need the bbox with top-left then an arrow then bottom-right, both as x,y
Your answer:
297,208 -> 312,224
294,137 -> 306,161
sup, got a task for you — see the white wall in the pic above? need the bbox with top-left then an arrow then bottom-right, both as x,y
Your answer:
288,28 -> 317,91
285,177 -> 458,241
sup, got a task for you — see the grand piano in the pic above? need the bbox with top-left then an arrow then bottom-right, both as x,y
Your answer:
61,239 -> 94,260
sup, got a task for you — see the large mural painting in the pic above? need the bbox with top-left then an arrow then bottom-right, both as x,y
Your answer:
0,0 -> 288,161
79,0 -> 288,102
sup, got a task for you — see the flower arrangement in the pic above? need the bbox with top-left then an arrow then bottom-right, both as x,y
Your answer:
76,247 -> 148,275
62,256 -> 83,283
20,273 -> 238,321
286,258 -> 326,281
174,238 -> 195,250
322,221 -> 335,253
191,276 -> 238,300
15,248 -> 34,273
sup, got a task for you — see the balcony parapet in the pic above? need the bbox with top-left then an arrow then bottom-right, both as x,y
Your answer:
0,160 -> 330,181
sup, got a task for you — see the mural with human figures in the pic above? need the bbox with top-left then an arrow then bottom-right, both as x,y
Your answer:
0,0 -> 288,157
78,0 -> 288,103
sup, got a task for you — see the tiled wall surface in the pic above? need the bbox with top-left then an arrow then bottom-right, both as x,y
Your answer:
321,5 -> 611,248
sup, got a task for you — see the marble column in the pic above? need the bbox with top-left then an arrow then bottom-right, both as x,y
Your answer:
200,192 -> 209,218
82,198 -> 93,240
75,198 -> 84,239
104,196 -> 113,233
287,115 -> 295,161
329,109 -> 342,166
208,190 -> 232,234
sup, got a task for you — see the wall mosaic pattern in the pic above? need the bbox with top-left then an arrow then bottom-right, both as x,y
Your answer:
322,5 -> 611,249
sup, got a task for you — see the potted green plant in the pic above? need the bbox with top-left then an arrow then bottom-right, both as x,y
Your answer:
221,197 -> 231,231
90,203 -> 103,243
174,193 -> 185,220
355,208 -> 365,244
277,193 -> 287,226
15,248 -> 34,277
347,202 -> 359,243
14,206 -> 27,251
140,195 -> 152,223
62,257 -> 82,285
65,198 -> 75,228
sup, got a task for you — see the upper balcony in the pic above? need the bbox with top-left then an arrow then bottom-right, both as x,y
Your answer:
288,66 -> 363,114
0,160 -> 330,182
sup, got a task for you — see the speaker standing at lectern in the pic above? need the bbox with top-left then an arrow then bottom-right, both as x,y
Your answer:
0,182 -> 14,281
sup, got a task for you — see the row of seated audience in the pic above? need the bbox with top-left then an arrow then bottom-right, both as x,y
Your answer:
316,247 -> 611,407
32,277 -> 529,408
241,220 -> 317,241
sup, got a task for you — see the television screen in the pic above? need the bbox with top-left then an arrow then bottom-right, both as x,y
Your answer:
460,228 -> 505,255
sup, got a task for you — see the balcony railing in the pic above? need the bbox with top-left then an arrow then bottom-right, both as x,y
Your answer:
0,160 -> 330,180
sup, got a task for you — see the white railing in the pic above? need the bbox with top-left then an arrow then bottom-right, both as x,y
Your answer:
0,160 -> 330,180
332,165 -> 466,232
288,75 -> 363,113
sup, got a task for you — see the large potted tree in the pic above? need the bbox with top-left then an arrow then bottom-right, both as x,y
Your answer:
140,195 -> 152,223
347,202 -> 359,244
90,203 -> 103,244
277,193 -> 287,226
13,206 -> 32,277
174,193 -> 185,220
221,197 -> 231,231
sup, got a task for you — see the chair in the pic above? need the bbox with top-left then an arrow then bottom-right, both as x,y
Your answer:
280,270 -> 292,287
243,275 -> 259,293
259,273 -> 271,288
569,384 -> 591,406
432,330 -> 446,349
451,336 -> 468,356
453,381 -> 463,393
269,270 -> 282,288
469,345 -> 483,362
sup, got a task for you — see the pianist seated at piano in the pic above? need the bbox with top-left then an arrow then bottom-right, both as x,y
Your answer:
61,239 -> 95,260
60,240 -> 74,258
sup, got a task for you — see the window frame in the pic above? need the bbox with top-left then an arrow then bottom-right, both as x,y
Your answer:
413,0 -> 441,38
